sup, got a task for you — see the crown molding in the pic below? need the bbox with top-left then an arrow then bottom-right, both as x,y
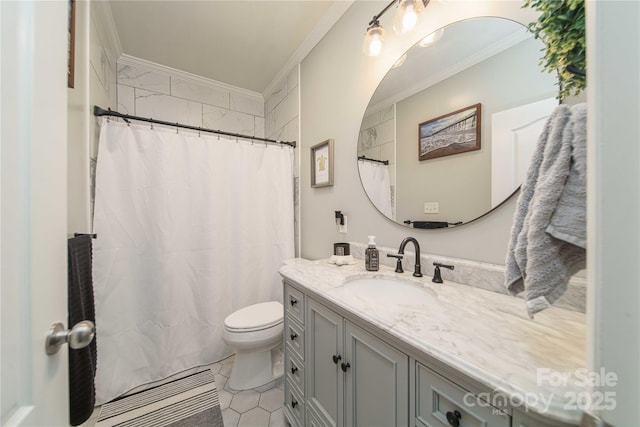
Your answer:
263,1 -> 354,99
117,54 -> 263,100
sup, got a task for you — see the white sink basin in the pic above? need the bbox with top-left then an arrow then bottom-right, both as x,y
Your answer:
343,276 -> 436,305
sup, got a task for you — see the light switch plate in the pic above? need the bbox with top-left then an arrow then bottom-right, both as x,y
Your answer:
424,202 -> 439,214
338,215 -> 348,233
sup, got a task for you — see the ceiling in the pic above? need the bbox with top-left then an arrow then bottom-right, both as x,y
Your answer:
108,1 -> 342,94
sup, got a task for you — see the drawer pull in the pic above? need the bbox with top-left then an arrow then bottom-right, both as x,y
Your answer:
290,298 -> 298,306
446,410 -> 461,427
291,366 -> 298,374
332,354 -> 342,364
340,362 -> 350,372
291,399 -> 298,409
290,332 -> 298,341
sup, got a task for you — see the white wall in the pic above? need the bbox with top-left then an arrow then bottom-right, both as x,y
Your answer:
300,1 -> 540,264
587,1 -> 640,423
67,1 -> 120,235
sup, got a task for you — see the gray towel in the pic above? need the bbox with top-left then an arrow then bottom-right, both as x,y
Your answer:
505,103 -> 587,318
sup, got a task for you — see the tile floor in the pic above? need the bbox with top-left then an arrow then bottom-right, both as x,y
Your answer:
82,354 -> 287,427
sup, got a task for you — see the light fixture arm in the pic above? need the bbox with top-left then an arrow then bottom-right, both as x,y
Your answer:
367,0 -> 429,28
367,0 -> 397,28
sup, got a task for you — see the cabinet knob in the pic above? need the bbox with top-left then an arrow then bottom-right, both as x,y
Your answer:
291,366 -> 298,374
332,354 -> 342,364
340,362 -> 351,372
290,298 -> 298,306
290,332 -> 298,341
291,400 -> 298,409
446,410 -> 462,427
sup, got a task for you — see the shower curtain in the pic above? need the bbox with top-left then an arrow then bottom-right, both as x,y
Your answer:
358,159 -> 393,219
92,120 -> 294,404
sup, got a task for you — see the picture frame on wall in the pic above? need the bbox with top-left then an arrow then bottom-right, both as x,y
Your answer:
311,139 -> 334,188
68,0 -> 76,88
418,103 -> 481,161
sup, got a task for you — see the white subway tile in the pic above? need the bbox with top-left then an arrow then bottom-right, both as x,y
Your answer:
230,92 -> 263,117
118,63 -> 170,95
117,84 -> 135,115
274,86 -> 298,131
254,117 -> 265,139
287,66 -> 299,93
135,89 -> 203,127
202,104 -> 255,136
360,110 -> 381,131
171,77 -> 229,109
265,80 -> 287,115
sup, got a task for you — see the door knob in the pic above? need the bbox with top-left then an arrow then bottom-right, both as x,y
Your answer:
45,320 -> 95,355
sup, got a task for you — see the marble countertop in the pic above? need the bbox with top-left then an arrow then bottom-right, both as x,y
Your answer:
280,258 -> 587,424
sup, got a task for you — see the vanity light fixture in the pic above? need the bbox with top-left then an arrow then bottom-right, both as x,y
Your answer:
363,0 -> 430,57
393,0 -> 425,34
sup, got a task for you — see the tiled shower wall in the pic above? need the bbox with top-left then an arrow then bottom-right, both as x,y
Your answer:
264,67 -> 300,256
358,105 -> 396,215
91,58 -> 301,255
115,61 -> 265,137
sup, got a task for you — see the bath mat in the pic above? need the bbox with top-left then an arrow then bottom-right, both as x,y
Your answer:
96,369 -> 223,427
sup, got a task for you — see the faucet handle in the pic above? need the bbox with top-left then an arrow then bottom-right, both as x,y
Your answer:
432,262 -> 454,283
387,253 -> 404,273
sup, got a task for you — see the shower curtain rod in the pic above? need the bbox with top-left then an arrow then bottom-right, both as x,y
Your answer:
358,155 -> 389,165
93,106 -> 296,148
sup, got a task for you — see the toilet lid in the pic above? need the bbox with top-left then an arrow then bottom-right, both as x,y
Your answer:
224,301 -> 283,332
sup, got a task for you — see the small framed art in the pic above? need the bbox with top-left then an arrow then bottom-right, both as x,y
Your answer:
311,139 -> 334,188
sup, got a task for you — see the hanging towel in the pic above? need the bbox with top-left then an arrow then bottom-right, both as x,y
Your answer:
505,103 -> 587,318
68,234 -> 97,426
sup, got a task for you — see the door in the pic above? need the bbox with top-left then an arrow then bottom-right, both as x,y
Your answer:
1,1 -> 70,425
344,321 -> 408,427
306,298 -> 344,427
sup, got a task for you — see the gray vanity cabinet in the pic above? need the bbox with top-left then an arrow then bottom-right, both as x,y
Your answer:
306,298 -> 344,426
305,297 -> 409,427
343,321 -> 409,426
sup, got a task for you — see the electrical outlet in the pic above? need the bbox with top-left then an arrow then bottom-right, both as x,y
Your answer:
338,215 -> 348,233
424,202 -> 439,214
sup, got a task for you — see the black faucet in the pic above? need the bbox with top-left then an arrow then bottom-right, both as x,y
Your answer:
432,262 -> 455,283
387,237 -> 422,277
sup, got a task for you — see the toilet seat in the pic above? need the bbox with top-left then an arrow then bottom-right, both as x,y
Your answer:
224,301 -> 283,333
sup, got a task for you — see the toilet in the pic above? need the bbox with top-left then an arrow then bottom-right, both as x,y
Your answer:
222,301 -> 284,390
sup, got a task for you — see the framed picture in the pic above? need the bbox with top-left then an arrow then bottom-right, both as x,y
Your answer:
311,139 -> 334,188
418,103 -> 481,161
68,0 -> 76,88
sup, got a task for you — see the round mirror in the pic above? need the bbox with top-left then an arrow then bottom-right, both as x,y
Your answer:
357,17 -> 557,229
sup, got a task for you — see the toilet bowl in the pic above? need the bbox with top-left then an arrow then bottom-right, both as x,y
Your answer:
222,301 -> 284,390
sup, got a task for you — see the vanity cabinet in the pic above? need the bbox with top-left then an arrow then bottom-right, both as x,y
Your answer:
306,297 -> 409,427
415,362 -> 509,427
283,279 -> 577,427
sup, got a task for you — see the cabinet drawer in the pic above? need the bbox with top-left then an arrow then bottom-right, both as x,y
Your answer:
284,380 -> 305,427
416,362 -> 510,427
285,349 -> 305,393
285,315 -> 305,360
285,283 -> 305,325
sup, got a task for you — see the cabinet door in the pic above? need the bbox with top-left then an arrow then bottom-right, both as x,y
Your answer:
344,321 -> 409,427
306,298 -> 344,427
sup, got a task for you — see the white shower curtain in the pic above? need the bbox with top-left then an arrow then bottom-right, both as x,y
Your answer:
92,120 -> 294,404
358,159 -> 393,219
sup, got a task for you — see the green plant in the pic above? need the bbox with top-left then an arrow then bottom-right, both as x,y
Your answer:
524,0 -> 586,99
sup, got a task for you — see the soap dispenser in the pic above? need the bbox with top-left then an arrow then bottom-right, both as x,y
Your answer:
365,235 -> 379,271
